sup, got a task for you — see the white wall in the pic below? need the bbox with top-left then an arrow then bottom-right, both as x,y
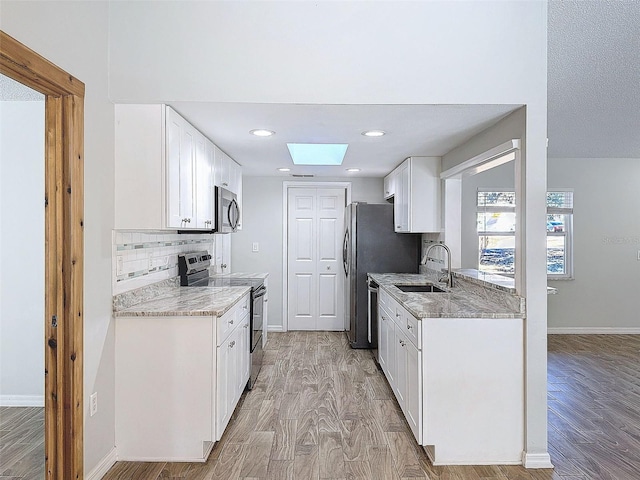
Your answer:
0,0 -> 116,472
232,176 -> 383,330
108,0 -> 546,106
547,158 -> 640,332
0,100 -> 45,405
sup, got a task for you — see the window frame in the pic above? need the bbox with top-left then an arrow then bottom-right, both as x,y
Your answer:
476,188 -> 574,280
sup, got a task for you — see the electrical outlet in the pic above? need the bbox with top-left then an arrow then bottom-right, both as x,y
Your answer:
252,242 -> 259,252
90,392 -> 98,417
116,256 -> 124,276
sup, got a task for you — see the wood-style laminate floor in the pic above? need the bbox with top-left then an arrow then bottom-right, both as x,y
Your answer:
0,406 -> 44,479
102,332 -> 640,479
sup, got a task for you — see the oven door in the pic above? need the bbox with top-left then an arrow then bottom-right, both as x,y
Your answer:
248,284 -> 266,389
251,285 -> 266,351
215,186 -> 239,233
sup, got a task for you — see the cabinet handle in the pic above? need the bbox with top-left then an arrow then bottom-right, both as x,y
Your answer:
229,319 -> 234,325
396,312 -> 401,318
222,182 -> 228,187
229,340 -> 235,348
244,324 -> 249,329
407,324 -> 413,330
396,225 -> 401,228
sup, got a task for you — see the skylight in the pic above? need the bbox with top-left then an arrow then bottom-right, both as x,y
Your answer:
286,143 -> 348,166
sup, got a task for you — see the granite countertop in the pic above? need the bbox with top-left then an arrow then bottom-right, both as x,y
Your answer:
453,269 -> 558,295
369,273 -> 525,319
114,286 -> 250,317
209,271 -> 269,280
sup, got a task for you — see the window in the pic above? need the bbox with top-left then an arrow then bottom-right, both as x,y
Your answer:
477,189 -> 573,278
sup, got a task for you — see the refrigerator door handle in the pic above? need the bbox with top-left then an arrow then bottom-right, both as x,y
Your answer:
342,229 -> 349,277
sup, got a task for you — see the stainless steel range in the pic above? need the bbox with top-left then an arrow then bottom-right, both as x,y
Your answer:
178,251 -> 265,390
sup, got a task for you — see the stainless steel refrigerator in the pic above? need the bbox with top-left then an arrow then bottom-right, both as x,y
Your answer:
342,203 -> 421,349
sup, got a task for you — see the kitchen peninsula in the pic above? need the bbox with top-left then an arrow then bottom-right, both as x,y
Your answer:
113,281 -> 251,462
369,271 -> 525,465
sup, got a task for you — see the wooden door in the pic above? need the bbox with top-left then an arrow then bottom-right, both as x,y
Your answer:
287,187 -> 345,331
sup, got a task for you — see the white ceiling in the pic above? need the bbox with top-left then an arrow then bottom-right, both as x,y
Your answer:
170,103 -> 519,177
548,0 -> 640,158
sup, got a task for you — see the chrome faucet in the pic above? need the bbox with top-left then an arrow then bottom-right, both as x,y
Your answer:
421,242 -> 454,288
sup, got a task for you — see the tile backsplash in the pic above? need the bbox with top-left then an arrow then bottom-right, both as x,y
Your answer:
112,231 -> 215,294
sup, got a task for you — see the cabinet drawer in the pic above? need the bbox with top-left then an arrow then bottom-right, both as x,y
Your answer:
217,308 -> 237,346
238,294 -> 250,316
217,294 -> 250,346
403,311 -> 421,349
379,288 -> 391,311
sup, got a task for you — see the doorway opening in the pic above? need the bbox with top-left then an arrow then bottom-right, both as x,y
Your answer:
1,31 -> 85,479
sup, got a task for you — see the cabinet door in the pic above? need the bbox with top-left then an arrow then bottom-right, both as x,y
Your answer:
195,134 -> 213,229
166,108 -> 195,229
220,152 -> 231,189
394,323 -> 408,405
383,172 -> 395,199
383,310 -> 397,388
214,233 -> 231,274
395,163 -> 409,232
405,338 -> 422,443
378,307 -> 390,373
216,339 -> 230,438
229,324 -> 242,407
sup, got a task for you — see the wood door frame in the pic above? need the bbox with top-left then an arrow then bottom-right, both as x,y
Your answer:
281,181 -> 352,332
1,31 -> 85,479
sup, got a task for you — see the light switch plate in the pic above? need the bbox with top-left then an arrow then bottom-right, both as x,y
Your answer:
252,242 -> 259,252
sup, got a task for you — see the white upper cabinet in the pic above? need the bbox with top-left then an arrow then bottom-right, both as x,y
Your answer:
386,156 -> 441,233
166,106 -> 196,229
213,145 -> 243,230
115,104 -> 242,231
213,147 -> 242,195
383,170 -> 396,200
197,139 -> 215,230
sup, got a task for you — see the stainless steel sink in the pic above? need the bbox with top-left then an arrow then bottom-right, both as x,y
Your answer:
394,284 -> 446,293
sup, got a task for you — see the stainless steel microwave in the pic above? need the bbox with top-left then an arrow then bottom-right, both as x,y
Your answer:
215,186 -> 240,233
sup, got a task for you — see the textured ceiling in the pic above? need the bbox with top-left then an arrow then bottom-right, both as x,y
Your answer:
548,0 -> 640,158
0,74 -> 44,101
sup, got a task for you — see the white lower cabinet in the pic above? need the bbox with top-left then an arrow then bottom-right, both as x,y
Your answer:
378,303 -> 396,386
115,292 -> 251,461
215,295 -> 250,440
377,286 -> 525,465
378,294 -> 423,443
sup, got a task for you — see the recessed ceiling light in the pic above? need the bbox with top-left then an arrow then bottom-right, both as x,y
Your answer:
250,129 -> 275,137
346,168 -> 361,172
362,130 -> 386,137
277,167 -> 291,172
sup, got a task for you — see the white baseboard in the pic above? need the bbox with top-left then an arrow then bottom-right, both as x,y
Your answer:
548,327 -> 640,334
267,325 -> 284,332
522,451 -> 554,469
86,447 -> 117,480
0,395 -> 44,407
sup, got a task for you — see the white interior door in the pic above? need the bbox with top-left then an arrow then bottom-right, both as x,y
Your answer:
287,187 -> 345,331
